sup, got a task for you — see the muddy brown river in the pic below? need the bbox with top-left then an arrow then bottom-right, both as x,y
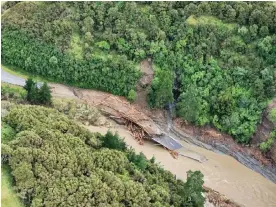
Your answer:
85,124 -> 276,207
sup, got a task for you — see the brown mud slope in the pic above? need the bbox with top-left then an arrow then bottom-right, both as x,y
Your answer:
73,88 -> 162,136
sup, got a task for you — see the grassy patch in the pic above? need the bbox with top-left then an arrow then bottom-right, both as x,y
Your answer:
1,82 -> 25,91
186,15 -> 236,31
1,165 -> 24,207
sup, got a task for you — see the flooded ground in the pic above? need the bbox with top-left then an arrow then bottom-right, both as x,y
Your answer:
85,124 -> 276,207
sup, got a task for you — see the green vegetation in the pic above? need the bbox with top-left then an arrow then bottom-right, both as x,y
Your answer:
127,89 -> 137,102
1,104 -> 204,206
260,129 -> 276,152
1,2 -> 276,144
101,130 -> 127,151
52,98 -> 101,125
1,83 -> 27,103
268,108 -> 276,124
1,117 -> 23,207
1,165 -> 24,207
1,122 -> 16,143
2,28 -> 140,96
24,78 -> 52,105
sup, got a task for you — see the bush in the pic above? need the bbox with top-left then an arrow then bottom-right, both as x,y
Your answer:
127,89 -> 137,102
24,79 -> 52,105
101,130 -> 126,151
127,149 -> 148,171
1,83 -> 27,103
95,41 -> 110,50
38,82 -> 52,105
268,109 -> 276,124
52,99 -> 101,125
260,130 -> 276,152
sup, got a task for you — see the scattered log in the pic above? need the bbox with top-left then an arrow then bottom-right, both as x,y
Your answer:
126,119 -> 148,145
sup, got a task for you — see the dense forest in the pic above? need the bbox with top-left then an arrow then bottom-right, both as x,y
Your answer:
2,103 -> 204,207
1,2 -> 276,143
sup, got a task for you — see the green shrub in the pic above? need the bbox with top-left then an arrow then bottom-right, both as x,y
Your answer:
1,83 -> 27,103
23,79 -> 52,105
1,123 -> 16,143
268,108 -> 276,124
127,149 -> 148,171
101,130 -> 126,151
95,41 -> 110,50
127,89 -> 137,102
38,82 -> 52,105
52,99 -> 101,125
260,130 -> 276,152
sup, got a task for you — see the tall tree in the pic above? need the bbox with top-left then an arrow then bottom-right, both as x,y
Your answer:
38,82 -> 52,105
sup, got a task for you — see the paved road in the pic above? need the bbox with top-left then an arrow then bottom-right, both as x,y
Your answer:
1,68 -> 42,87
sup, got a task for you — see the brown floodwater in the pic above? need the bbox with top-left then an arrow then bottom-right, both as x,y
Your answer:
85,124 -> 276,207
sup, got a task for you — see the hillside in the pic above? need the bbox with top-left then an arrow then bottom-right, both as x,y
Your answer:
1,2 -> 276,149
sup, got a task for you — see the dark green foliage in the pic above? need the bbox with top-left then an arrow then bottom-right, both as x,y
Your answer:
101,130 -> 126,151
182,171 -> 205,207
23,79 -> 51,105
27,84 -> 39,104
148,68 -> 174,108
24,78 -> 37,103
127,149 -> 148,171
23,78 -> 35,94
38,82 -> 52,105
177,85 -> 203,124
2,28 -> 141,96
2,104 -> 204,207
